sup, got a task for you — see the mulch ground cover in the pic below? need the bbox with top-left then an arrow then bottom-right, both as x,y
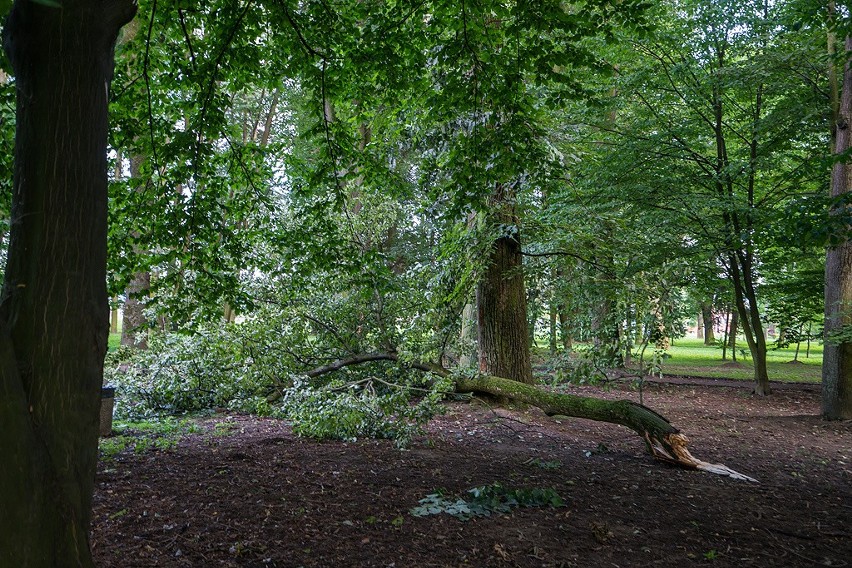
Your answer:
91,380 -> 852,567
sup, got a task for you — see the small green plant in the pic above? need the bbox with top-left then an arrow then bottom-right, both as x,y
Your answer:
213,421 -> 238,437
524,457 -> 561,470
410,483 -> 565,521
703,549 -> 718,561
99,437 -> 129,461
99,417 -> 199,460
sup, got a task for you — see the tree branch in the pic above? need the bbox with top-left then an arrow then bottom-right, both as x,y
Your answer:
282,350 -> 757,481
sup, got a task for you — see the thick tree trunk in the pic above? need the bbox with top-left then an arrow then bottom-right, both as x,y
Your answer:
0,1 -> 136,566
476,198 -> 533,384
823,36 -> 852,420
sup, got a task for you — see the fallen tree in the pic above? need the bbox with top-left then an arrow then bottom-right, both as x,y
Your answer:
284,352 -> 757,482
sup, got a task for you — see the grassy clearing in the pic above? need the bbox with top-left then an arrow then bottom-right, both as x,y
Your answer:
663,338 -> 822,383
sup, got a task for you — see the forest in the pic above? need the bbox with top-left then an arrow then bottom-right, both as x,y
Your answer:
0,0 -> 850,566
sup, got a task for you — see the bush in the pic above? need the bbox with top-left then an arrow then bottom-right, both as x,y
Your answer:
104,324 -> 273,419
279,374 -> 452,448
104,320 -> 453,448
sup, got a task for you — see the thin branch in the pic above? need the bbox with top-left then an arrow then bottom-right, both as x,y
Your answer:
304,351 -> 445,378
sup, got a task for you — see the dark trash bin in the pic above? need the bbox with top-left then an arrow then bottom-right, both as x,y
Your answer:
100,386 -> 115,437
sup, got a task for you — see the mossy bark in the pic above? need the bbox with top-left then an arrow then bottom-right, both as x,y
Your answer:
455,374 -> 756,481
298,352 -> 756,480
476,193 -> 533,384
455,375 -> 678,454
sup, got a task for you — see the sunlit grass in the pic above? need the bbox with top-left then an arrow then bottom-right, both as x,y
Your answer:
663,337 -> 822,383
108,332 -> 121,352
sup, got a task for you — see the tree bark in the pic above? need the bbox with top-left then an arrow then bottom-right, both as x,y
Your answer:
459,302 -> 477,368
823,36 -> 852,420
121,269 -> 150,348
0,1 -> 136,566
110,304 -> 120,334
549,303 -> 558,355
558,310 -> 572,349
700,302 -> 715,345
121,153 -> 150,348
476,194 -> 533,384
729,257 -> 771,394
728,308 -> 738,361
454,374 -> 754,481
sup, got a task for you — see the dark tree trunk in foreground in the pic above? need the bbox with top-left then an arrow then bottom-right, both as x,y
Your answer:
824,36 -> 852,420
0,1 -> 136,566
476,196 -> 533,384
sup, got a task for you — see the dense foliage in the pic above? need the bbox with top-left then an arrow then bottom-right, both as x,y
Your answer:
1,0 -> 845,435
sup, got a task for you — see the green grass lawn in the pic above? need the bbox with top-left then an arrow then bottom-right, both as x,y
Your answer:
108,332 -> 121,352
663,337 -> 822,383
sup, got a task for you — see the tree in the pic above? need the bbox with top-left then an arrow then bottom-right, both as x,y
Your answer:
578,0 -> 827,393
823,35 -> 852,419
476,194 -> 534,384
0,1 -> 136,565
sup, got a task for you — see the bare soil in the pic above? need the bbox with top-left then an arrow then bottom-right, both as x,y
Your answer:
91,380 -> 852,567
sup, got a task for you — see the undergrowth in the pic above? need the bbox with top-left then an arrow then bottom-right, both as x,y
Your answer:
410,484 -> 565,521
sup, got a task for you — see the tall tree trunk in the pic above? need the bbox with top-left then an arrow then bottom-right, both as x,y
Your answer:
701,302 -> 715,345
0,2 -> 136,566
549,303 -> 558,355
477,194 -> 533,384
712,38 -> 769,394
729,255 -> 770,394
728,309 -> 738,362
556,267 -> 572,349
121,270 -> 150,347
558,311 -> 572,350
459,302 -> 477,368
110,304 -> 119,334
121,154 -> 150,348
823,36 -> 852,420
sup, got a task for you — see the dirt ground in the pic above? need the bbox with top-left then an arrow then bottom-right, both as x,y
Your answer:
91,379 -> 852,567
